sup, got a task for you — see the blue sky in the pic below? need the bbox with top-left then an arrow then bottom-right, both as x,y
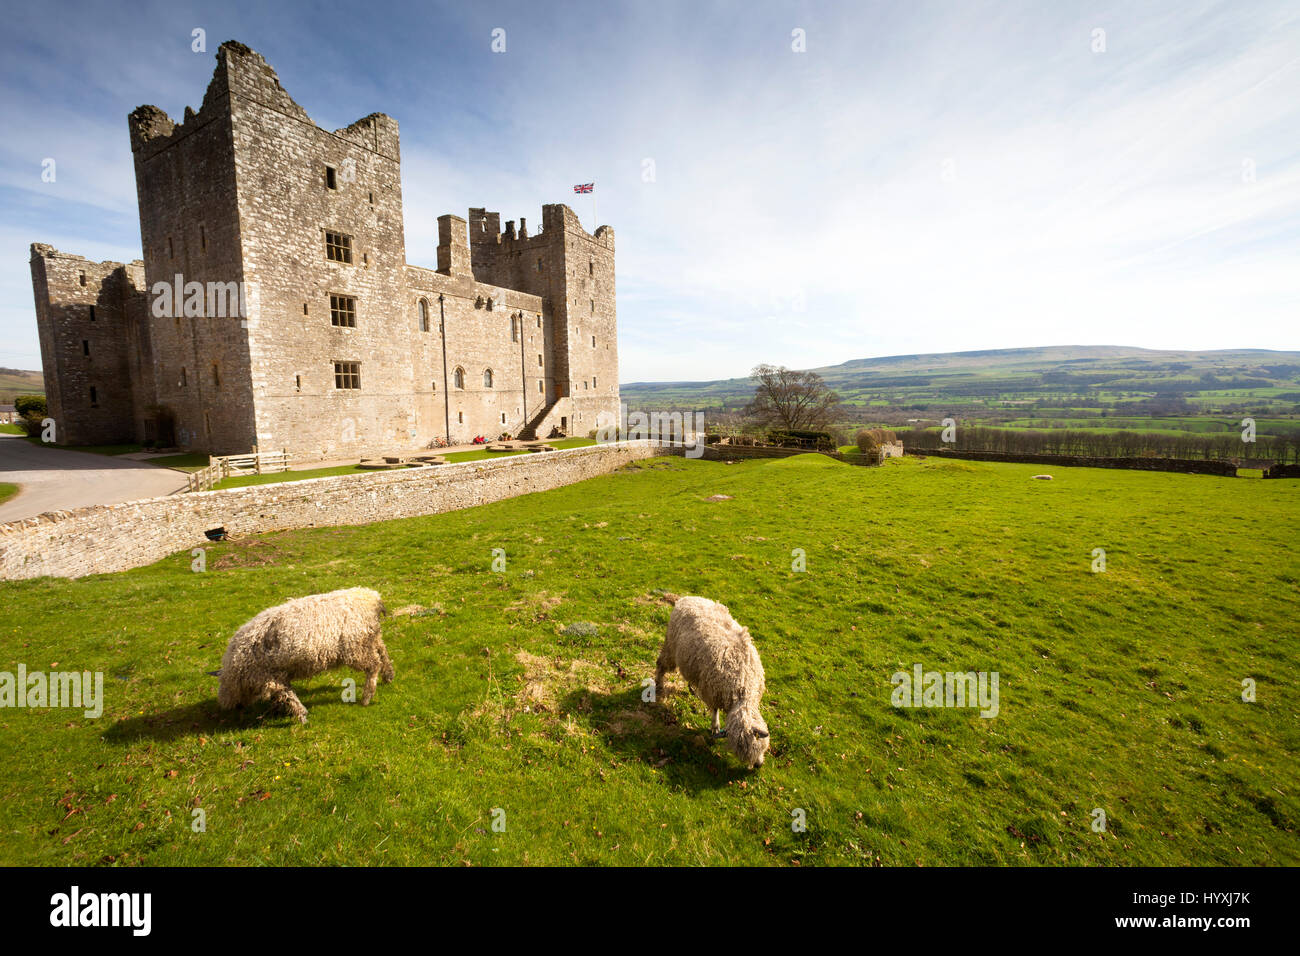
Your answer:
1,0 -> 1297,381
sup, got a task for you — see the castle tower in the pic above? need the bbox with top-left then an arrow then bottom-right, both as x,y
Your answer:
29,246 -> 153,446
467,203 -> 618,437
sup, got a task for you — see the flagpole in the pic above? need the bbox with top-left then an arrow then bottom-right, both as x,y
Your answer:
592,185 -> 597,232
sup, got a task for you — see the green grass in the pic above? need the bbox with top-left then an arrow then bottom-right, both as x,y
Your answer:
0,424 -> 24,435
0,455 -> 1296,866
0,482 -> 18,505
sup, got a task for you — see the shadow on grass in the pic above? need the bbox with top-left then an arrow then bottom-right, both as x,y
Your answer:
559,684 -> 753,792
102,686 -> 346,743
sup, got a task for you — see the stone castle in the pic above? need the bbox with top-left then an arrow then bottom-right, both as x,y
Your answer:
30,40 -> 618,458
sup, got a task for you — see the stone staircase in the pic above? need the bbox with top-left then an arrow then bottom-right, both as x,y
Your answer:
518,400 -> 559,440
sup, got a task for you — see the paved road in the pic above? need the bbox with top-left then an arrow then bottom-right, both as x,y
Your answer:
0,434 -> 188,523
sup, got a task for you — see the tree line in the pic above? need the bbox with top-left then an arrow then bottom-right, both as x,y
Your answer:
905,424 -> 1300,463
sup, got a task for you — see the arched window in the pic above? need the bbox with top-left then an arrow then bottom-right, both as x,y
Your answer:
453,367 -> 464,389
483,368 -> 494,388
418,298 -> 429,332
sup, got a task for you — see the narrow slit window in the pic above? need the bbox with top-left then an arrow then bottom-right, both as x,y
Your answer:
82,339 -> 89,356
325,165 -> 337,190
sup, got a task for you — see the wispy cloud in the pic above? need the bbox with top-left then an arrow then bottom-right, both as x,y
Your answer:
1,0 -> 1296,380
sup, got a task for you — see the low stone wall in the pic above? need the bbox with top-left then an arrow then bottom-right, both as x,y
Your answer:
909,448 -> 1238,477
0,441 -> 669,581
1263,463 -> 1300,479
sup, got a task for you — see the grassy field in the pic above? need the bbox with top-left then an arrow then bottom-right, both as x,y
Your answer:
0,454 -> 1295,866
0,483 -> 18,505
0,424 -> 24,435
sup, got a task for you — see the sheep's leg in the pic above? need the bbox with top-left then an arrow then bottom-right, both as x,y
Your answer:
654,647 -> 673,700
264,680 -> 308,724
711,710 -> 725,738
361,668 -> 380,706
377,643 -> 395,684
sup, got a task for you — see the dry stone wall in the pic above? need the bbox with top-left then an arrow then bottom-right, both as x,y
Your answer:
0,441 -> 668,581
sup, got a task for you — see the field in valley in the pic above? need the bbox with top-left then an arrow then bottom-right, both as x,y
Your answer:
0,454 -> 1295,866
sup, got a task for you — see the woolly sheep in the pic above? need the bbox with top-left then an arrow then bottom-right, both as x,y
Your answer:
654,594 -> 770,768
215,587 -> 393,724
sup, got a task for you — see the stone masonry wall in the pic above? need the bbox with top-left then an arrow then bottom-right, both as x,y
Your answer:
29,247 -> 151,445
0,440 -> 669,581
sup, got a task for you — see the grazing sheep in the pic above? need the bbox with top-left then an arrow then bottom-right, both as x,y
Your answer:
216,587 -> 392,724
655,594 -> 770,768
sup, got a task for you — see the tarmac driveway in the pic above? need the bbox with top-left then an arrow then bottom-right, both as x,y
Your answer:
0,434 -> 188,523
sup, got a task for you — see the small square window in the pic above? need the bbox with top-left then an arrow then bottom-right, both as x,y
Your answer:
325,231 -> 353,263
78,271 -> 86,287
325,166 -> 337,190
334,361 -> 361,389
330,294 -> 357,327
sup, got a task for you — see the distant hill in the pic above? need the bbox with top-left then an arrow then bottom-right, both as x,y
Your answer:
620,346 -> 1300,417
0,368 -> 43,404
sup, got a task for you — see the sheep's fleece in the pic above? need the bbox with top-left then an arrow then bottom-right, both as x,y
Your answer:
656,595 -> 770,768
217,587 -> 393,723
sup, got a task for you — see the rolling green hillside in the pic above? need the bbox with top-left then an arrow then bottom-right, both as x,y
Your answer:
621,346 -> 1300,439
0,368 -> 43,405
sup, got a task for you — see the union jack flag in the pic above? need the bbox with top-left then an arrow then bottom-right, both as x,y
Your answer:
573,182 -> 594,193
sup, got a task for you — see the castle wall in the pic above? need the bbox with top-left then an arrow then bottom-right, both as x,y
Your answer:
29,247 -> 149,446
405,264 -> 543,445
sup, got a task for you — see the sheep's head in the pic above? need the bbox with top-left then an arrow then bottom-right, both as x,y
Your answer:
727,706 -> 770,769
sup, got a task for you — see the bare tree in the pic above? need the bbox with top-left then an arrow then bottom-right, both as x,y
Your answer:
744,364 -> 841,430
